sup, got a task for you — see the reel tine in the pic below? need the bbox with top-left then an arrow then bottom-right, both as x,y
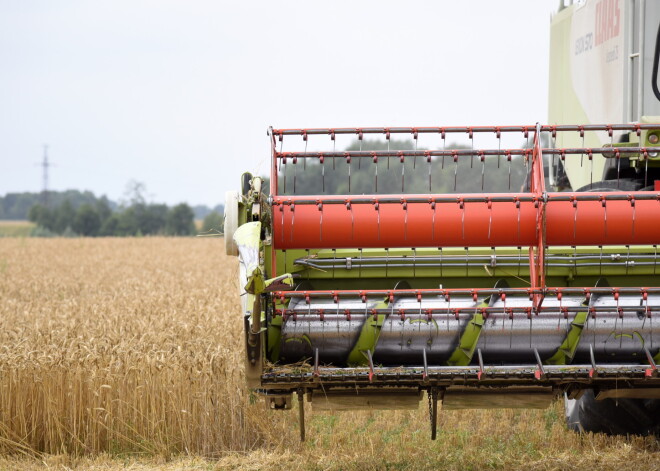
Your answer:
375,201 -> 381,241
332,248 -> 336,280
516,199 -> 521,242
453,152 -> 458,192
590,150 -> 593,187
347,155 -> 352,192
428,152 -> 433,192
469,128 -> 474,168
321,156 -> 325,193
480,151 -> 485,191
386,129 -> 390,169
496,127 -> 501,169
439,247 -> 443,278
346,201 -> 354,240
318,202 -> 323,242
358,130 -> 363,169
617,150 -> 621,189
601,196 -> 607,238
293,156 -> 297,194
431,199 -> 436,242
403,199 -> 409,241
401,152 -> 405,192
302,131 -> 307,170
460,199 -> 465,242
374,154 -> 379,193
413,129 -> 418,169
631,196 -> 636,239
507,151 -> 512,191
413,247 -> 417,278
359,248 -> 363,279
331,129 -> 336,170
580,127 -> 585,167
487,199 -> 492,240
282,157 -> 287,193
441,129 -> 446,169
573,198 -> 578,241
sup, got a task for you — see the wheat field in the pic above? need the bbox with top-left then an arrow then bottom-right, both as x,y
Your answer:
0,237 -> 659,470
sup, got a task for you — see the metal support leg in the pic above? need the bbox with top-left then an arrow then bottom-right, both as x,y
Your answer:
429,388 -> 439,440
298,389 -> 306,442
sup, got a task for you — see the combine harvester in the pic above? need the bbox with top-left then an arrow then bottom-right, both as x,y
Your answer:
225,0 -> 660,438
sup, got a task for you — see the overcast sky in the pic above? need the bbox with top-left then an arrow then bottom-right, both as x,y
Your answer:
1,0 -> 560,207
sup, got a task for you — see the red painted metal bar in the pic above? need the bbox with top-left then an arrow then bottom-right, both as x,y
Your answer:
529,125 -> 546,297
272,286 -> 659,318
271,124 -> 660,138
273,147 -> 660,160
271,192 -> 660,249
272,287 -> 660,299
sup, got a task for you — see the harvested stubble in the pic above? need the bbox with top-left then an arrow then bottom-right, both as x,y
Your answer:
0,238 -> 659,470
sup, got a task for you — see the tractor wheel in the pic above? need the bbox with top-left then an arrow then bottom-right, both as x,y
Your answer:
565,391 -> 660,435
575,179 -> 643,192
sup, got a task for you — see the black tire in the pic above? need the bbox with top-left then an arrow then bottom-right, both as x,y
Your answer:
565,390 -> 660,436
575,179 -> 643,192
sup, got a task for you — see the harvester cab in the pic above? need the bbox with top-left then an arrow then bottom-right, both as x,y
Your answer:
225,0 -> 660,439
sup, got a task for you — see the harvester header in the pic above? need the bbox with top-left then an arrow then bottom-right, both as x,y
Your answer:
225,121 -> 660,439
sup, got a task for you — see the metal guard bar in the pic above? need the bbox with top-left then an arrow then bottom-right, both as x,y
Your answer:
274,147 -> 660,160
261,364 -> 660,388
272,286 -> 660,299
270,124 -> 660,138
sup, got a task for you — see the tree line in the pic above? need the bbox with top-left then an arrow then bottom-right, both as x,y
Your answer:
21,184 -> 224,237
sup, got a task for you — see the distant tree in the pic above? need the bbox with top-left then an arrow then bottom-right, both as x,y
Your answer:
99,214 -> 120,236
166,203 -> 195,236
122,180 -> 147,207
73,204 -> 101,236
28,204 -> 56,231
202,211 -> 223,233
116,207 -> 139,236
54,200 -> 76,233
2,190 -> 117,221
136,204 -> 168,235
95,196 -> 113,225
